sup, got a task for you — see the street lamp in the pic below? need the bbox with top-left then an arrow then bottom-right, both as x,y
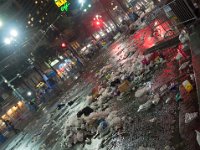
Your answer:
4,37 -> 12,45
27,91 -> 32,97
78,0 -> 85,5
3,29 -> 18,45
10,29 -> 18,37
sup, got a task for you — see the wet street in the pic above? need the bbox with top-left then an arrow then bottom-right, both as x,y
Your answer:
0,36 -> 196,150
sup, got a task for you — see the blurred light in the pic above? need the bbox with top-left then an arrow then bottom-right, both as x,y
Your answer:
136,5 -> 140,10
118,17 -> 123,23
10,29 -> 18,37
0,20 -> 3,28
4,37 -> 12,45
4,80 -> 8,83
83,9 -> 87,12
27,91 -> 32,96
7,109 -> 13,115
100,31 -> 105,36
87,44 -> 91,48
18,101 -> 23,107
79,0 -> 85,6
96,21 -> 100,26
61,42 -> 66,48
95,34 -> 100,39
88,4 -> 91,8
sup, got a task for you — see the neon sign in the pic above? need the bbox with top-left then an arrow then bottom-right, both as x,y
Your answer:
61,2 -> 70,12
55,0 -> 67,7
54,0 -> 70,12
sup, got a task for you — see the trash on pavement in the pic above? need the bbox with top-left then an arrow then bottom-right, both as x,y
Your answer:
138,146 -> 155,150
165,97 -> 172,104
179,29 -> 189,44
135,86 -> 150,98
195,130 -> 200,146
152,94 -> 160,105
182,80 -> 193,93
185,112 -> 198,124
149,117 -> 157,123
160,84 -> 168,92
137,100 -> 152,112
175,92 -> 182,102
179,61 -> 190,70
118,80 -> 130,93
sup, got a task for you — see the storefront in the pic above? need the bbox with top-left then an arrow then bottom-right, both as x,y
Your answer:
0,101 -> 27,133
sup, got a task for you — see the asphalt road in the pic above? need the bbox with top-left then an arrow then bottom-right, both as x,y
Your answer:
1,36 -> 189,150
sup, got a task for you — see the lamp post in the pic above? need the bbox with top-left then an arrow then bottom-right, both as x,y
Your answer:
1,28 -> 26,100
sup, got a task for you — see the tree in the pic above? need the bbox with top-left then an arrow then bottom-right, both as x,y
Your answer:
34,45 -> 57,63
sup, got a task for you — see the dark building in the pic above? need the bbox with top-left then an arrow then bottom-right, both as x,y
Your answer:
0,0 -> 60,30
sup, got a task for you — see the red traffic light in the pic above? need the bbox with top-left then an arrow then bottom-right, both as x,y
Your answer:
96,21 -> 100,26
61,42 -> 66,48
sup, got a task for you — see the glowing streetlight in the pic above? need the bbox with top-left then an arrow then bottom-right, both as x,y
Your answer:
0,20 -> 3,28
4,37 -> 12,45
27,91 -> 32,97
10,29 -> 18,37
78,0 -> 85,4
4,29 -> 18,44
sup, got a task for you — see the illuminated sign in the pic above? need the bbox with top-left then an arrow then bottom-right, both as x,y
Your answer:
54,0 -> 70,12
55,0 -> 67,7
61,2 -> 70,12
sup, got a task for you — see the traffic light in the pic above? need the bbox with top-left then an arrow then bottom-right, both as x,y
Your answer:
93,16 -> 103,28
96,21 -> 100,26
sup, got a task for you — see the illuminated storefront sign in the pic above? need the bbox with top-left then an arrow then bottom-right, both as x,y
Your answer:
54,0 -> 70,12
55,0 -> 67,7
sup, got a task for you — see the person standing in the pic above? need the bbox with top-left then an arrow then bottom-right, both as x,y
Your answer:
2,120 -> 20,134
0,132 -> 6,143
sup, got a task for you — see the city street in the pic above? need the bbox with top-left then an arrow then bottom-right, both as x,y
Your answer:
0,0 -> 200,150
0,35 -> 197,150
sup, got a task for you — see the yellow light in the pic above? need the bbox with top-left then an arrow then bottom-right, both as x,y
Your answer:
12,106 -> 18,111
18,101 -> 23,107
55,0 -> 67,7
7,109 -> 13,116
2,115 -> 6,120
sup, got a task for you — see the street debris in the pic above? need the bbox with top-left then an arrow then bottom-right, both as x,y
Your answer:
195,130 -> 200,146
185,112 -> 198,124
138,146 -> 155,150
